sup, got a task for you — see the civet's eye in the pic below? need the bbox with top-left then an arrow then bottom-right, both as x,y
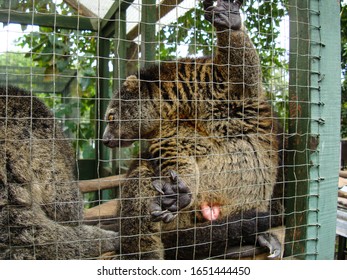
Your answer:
108,114 -> 114,121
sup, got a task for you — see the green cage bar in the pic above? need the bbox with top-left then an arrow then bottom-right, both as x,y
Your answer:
307,0 -> 340,260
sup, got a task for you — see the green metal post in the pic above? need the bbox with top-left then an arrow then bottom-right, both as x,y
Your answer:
141,0 -> 157,67
307,0 -> 340,260
112,8 -> 128,175
285,0 -> 340,259
96,3 -> 131,178
113,9 -> 127,94
96,33 -> 111,178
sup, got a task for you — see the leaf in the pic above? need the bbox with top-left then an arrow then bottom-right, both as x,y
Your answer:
79,77 -> 91,91
57,59 -> 69,71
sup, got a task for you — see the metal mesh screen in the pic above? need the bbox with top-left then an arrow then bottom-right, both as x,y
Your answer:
0,0 -> 340,260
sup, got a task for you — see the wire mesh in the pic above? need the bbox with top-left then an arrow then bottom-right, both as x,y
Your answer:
0,0 -> 339,260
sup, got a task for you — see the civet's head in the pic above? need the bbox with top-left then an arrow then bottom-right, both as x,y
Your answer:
102,75 -> 160,148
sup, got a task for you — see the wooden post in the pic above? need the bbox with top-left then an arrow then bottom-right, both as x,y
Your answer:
141,0 -> 157,68
285,0 -> 311,258
96,33 -> 111,178
111,8 -> 128,176
113,9 -> 127,93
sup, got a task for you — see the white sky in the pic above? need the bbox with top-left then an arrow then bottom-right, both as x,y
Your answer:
0,23 -> 31,53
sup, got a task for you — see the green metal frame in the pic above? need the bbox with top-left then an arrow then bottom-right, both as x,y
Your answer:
307,0 -> 340,260
286,0 -> 340,259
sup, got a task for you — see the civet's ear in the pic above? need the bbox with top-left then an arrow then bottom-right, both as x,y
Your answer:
235,1 -> 243,8
123,75 -> 139,92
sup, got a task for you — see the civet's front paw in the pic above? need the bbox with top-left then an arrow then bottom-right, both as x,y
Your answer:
150,170 -> 192,223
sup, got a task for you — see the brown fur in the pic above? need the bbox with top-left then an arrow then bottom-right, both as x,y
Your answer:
103,0 -> 280,259
0,85 -> 118,259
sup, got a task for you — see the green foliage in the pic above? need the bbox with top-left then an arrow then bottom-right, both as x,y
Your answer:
243,0 -> 288,123
0,0 -> 47,10
16,26 -> 97,74
243,0 -> 287,81
0,52 -> 35,67
14,1 -> 98,157
157,1 -> 213,59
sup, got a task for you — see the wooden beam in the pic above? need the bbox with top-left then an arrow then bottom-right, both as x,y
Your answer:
84,199 -> 119,221
340,170 -> 347,178
0,10 -> 98,31
63,0 -> 97,17
1,0 -> 184,38
100,0 -> 134,37
141,0 -> 157,67
79,174 -> 126,193
284,0 -> 310,258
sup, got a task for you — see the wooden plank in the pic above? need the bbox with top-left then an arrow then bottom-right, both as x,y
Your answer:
95,30 -> 112,178
141,0 -> 157,67
79,174 -> 126,193
0,10 -> 98,31
336,210 -> 347,238
84,199 -> 119,221
1,0 -> 184,39
339,190 -> 347,199
0,1 -> 134,33
340,171 -> 347,178
284,0 -> 311,258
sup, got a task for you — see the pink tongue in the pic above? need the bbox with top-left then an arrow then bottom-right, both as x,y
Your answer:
200,203 -> 220,221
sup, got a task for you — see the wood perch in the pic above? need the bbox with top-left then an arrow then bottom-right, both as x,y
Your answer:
339,170 -> 347,179
84,199 -> 119,222
338,197 -> 347,209
78,174 -> 126,193
339,176 -> 347,187
339,190 -> 347,199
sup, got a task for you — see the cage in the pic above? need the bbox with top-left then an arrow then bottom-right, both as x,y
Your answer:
0,0 -> 341,260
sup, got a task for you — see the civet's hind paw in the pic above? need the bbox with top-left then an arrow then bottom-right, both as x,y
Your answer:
257,233 -> 282,259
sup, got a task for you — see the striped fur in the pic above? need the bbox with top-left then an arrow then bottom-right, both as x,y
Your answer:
103,0 -> 280,259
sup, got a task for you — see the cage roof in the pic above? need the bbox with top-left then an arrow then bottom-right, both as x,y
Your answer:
64,0 -> 194,21
64,0 -> 115,18
0,0 -> 196,35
